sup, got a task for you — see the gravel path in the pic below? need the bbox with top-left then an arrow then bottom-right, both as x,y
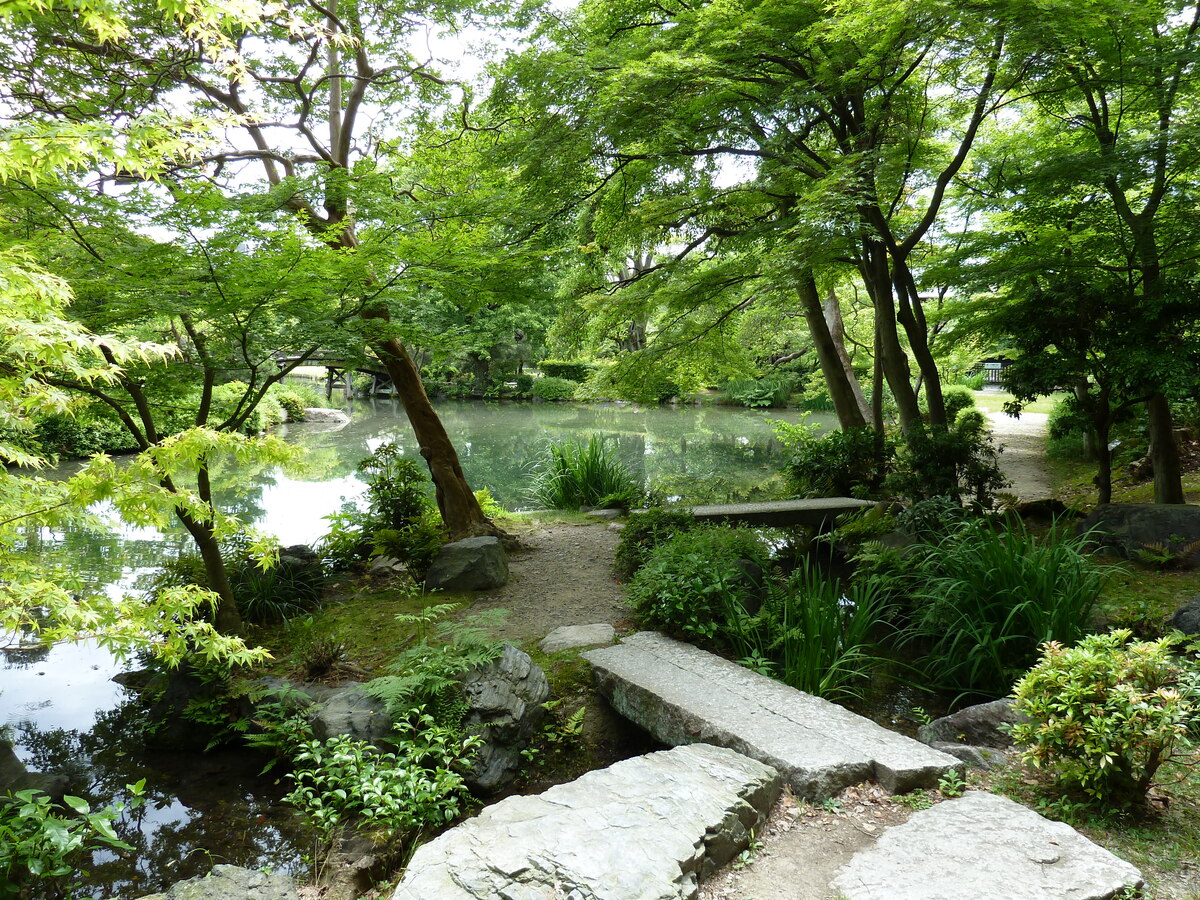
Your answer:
987,410 -> 1054,500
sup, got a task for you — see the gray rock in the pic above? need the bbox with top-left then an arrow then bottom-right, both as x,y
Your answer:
586,508 -> 623,520
368,555 -> 408,577
301,407 -> 351,424
1078,503 -> 1200,563
461,645 -> 550,793
309,683 -> 393,744
584,632 -> 957,800
1169,596 -> 1200,635
424,536 -> 509,592
0,739 -> 70,799
133,864 -> 298,900
929,742 -> 1010,771
830,791 -> 1142,900
392,744 -> 781,900
918,699 -> 1027,749
539,624 -> 617,654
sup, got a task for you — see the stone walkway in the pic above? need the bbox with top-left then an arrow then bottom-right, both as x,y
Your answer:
390,633 -> 1145,900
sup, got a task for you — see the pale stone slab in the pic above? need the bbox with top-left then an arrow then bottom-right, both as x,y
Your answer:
539,623 -> 617,653
584,632 -> 957,799
831,791 -> 1143,900
392,744 -> 780,900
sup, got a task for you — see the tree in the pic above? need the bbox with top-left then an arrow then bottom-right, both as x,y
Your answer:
1,0 -> 517,536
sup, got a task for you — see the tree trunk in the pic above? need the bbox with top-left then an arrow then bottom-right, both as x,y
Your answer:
1075,380 -> 1100,461
1147,391 -> 1185,504
824,287 -> 871,423
795,274 -> 867,430
176,511 -> 242,634
893,259 -> 946,426
860,242 -> 921,432
1092,405 -> 1113,506
368,324 -> 496,538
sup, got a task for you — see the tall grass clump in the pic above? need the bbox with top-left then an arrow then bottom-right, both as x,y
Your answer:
529,435 -> 643,510
903,519 -> 1107,699
726,563 -> 892,702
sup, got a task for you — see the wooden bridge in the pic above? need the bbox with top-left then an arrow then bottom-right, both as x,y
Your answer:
275,353 -> 392,400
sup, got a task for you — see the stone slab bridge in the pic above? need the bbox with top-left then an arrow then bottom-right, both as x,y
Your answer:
635,497 -> 878,529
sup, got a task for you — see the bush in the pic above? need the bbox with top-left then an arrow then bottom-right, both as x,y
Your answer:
514,373 -> 534,395
530,376 -> 578,401
538,360 -> 595,383
1011,631 -> 1200,804
628,525 -> 769,643
722,376 -> 793,409
887,415 -> 1006,505
958,372 -> 985,391
902,519 -> 1107,698
210,381 -> 285,434
34,412 -> 139,458
528,435 -> 643,510
614,507 -> 697,580
1,783 -> 144,900
774,421 -> 890,498
728,563 -> 893,701
271,383 -> 322,422
941,386 -> 977,424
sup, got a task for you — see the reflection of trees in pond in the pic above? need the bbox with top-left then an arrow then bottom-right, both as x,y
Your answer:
13,700 -> 310,897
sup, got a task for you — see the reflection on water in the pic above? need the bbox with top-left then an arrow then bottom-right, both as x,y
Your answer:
2,399 -> 832,894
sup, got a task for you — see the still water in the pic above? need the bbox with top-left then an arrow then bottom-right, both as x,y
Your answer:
1,399 -> 831,896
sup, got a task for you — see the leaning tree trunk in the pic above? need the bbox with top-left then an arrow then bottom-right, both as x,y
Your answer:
1147,392 -> 1186,504
893,259 -> 946,426
824,287 -> 871,423
175,511 -> 243,634
860,241 -> 921,432
365,316 -> 495,539
796,273 -> 867,430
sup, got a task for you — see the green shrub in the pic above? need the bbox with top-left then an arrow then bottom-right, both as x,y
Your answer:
774,421 -> 889,498
514,373 -> 534,395
271,384 -> 322,422
896,495 -> 971,541
722,376 -> 793,409
528,435 -> 643,510
941,386 -> 977,424
210,381 -> 285,434
1011,631 -> 1200,804
0,782 -> 144,900
887,416 -> 1006,505
530,376 -> 578,401
728,563 -> 893,701
902,519 -> 1107,698
628,525 -> 769,643
958,372 -> 985,391
614,507 -> 697,580
538,360 -> 595,383
34,412 -> 138,458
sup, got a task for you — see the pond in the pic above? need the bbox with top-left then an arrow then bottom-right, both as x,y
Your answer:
1,398 -> 832,897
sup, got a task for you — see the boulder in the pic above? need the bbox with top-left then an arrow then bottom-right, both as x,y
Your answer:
423,536 -> 508,592
0,739 -> 71,800
392,744 -> 780,900
1078,503 -> 1200,563
134,864 -> 298,900
1169,596 -> 1200,635
830,791 -> 1142,900
461,644 -> 550,793
309,684 -> 393,744
539,623 -> 617,654
301,407 -> 351,425
928,742 -> 1010,771
917,699 -> 1026,749
368,555 -> 408,577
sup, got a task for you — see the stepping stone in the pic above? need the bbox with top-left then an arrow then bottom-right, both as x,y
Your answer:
584,632 -> 957,800
831,791 -> 1143,900
392,744 -> 780,900
539,623 -> 617,653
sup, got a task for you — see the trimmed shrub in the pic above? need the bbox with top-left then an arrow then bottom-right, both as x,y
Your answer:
722,376 -> 793,409
1012,631 -> 1200,804
529,435 -> 643,510
628,525 -> 769,643
530,376 -> 578,401
539,360 -> 595,382
614,507 -> 697,579
775,421 -> 889,498
941,386 -> 977,424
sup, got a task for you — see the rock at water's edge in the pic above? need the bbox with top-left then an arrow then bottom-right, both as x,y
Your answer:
918,699 -> 1026,749
461,644 -> 549,793
133,864 -> 298,900
423,536 -> 508,591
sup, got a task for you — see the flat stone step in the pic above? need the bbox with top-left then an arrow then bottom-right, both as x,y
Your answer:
642,498 -> 878,529
831,791 -> 1143,899
584,632 -> 958,800
392,744 -> 780,900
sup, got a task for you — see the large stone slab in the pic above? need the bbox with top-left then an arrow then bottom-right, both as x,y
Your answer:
830,791 -> 1143,900
584,632 -> 957,799
392,744 -> 780,900
682,498 -> 877,529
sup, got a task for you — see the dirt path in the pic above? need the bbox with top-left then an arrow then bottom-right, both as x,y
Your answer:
468,521 -> 633,646
987,409 -> 1054,500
